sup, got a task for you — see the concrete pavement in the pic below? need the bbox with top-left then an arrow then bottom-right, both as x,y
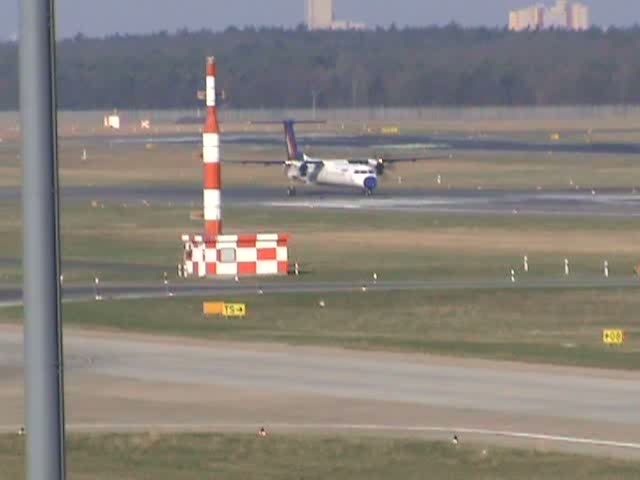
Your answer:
1,276 -> 640,307
3,183 -> 640,216
1,326 -> 640,458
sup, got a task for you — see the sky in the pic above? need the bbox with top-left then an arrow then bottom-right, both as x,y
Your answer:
2,1 -> 638,40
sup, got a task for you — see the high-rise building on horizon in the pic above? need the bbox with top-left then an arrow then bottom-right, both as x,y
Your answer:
568,2 -> 590,30
509,4 -> 545,31
509,1 -> 590,31
306,0 -> 334,30
306,0 -> 366,31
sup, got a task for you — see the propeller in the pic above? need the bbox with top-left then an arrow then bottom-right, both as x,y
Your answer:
370,158 -> 396,176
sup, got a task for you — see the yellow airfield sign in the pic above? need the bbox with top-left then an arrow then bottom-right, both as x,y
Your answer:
203,302 -> 247,318
203,302 -> 225,315
223,303 -> 247,317
603,329 -> 625,346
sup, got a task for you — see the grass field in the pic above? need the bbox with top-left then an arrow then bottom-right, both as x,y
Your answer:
1,433 -> 639,479
3,287 -> 639,369
0,199 -> 639,284
4,106 -> 640,137
1,200 -> 639,284
2,198 -> 639,368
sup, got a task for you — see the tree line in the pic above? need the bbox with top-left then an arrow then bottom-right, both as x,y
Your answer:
2,25 -> 640,110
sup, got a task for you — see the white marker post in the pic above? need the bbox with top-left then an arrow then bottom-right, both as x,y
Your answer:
604,261 -> 609,279
510,269 -> 516,283
294,262 -> 300,276
523,256 -> 529,273
373,272 -> 378,284
163,272 -> 173,297
437,174 -> 442,185
81,148 -> 87,161
94,277 -> 102,301
564,258 -> 570,276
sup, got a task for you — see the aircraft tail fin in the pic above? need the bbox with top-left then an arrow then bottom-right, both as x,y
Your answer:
283,120 -> 302,161
250,119 -> 325,162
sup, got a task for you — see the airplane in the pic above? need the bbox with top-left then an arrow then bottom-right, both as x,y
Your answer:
240,120 -> 444,196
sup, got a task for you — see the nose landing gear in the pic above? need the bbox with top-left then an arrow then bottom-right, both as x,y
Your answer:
287,186 -> 297,197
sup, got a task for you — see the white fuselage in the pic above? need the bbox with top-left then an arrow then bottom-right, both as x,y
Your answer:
286,156 -> 378,192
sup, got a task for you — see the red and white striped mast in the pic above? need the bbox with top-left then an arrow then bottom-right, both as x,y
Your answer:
203,56 -> 222,238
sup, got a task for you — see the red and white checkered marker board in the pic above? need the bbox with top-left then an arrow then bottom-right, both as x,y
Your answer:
182,233 -> 289,277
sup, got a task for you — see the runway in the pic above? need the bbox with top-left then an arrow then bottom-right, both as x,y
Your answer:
266,189 -> 640,217
1,277 -> 639,307
1,184 -> 640,217
1,326 -> 639,458
98,131 -> 640,155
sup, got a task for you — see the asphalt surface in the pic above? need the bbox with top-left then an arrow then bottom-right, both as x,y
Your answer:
267,189 -> 640,217
1,277 -> 640,307
97,131 -> 640,155
1,329 -> 637,424
2,184 -> 640,217
2,327 -> 640,457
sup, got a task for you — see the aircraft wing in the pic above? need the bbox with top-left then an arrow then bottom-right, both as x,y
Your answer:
348,155 -> 448,166
349,155 -> 451,175
235,159 -> 325,166
236,160 -> 285,166
377,155 -> 450,164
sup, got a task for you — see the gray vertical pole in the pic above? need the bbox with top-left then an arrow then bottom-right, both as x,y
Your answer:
19,0 -> 66,478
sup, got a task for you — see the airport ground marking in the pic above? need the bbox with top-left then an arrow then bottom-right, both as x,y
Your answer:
3,422 -> 639,451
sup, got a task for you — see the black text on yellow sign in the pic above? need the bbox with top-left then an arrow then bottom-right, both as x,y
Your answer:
223,303 -> 247,317
602,329 -> 625,345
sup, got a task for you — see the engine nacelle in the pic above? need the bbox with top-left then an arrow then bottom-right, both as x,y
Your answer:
368,158 -> 385,176
298,161 -> 309,178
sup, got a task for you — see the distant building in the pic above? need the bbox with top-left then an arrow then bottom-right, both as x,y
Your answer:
569,2 -> 590,30
509,4 -> 545,31
306,0 -> 334,30
306,0 -> 366,31
103,112 -> 120,130
509,1 -> 590,31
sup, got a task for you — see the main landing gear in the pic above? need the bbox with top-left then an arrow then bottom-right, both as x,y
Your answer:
287,186 -> 297,197
364,188 -> 374,196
